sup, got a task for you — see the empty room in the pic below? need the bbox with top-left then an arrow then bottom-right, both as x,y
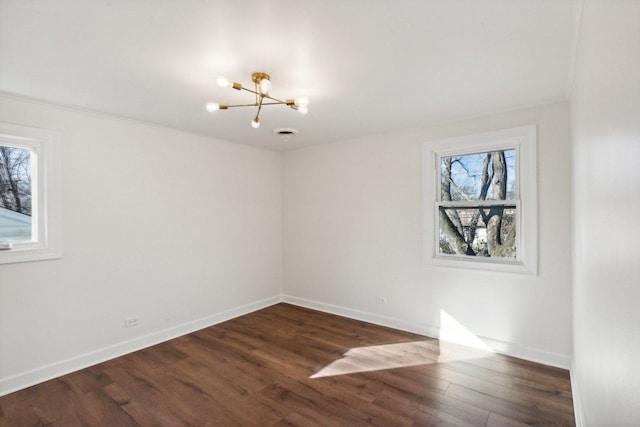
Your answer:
0,1 -> 638,425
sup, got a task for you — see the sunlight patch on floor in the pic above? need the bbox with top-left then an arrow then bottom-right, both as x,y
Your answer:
311,311 -> 494,378
310,340 -> 438,378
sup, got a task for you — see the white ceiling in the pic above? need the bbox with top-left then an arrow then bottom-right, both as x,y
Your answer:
0,0 -> 578,150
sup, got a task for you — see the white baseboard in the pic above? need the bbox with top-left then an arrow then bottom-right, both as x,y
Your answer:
283,295 -> 572,370
283,295 -> 441,337
1,294 -> 573,397
570,362 -> 585,427
0,295 -> 282,397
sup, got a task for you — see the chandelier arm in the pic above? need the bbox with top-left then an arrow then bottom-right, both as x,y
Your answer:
214,101 -> 298,110
263,94 -> 292,105
217,101 -> 293,108
223,103 -> 261,108
255,94 -> 265,119
237,86 -> 260,96
238,87 -> 289,104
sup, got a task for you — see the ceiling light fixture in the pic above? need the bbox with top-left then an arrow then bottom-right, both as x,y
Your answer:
206,72 -> 309,129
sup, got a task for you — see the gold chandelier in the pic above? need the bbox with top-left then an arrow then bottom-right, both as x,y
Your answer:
206,72 -> 309,129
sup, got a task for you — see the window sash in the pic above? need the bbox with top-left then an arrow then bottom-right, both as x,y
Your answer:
436,143 -> 522,202
435,201 -> 521,262
0,123 -> 61,264
422,125 -> 537,275
436,200 -> 518,209
435,147 -> 521,262
0,140 -> 38,244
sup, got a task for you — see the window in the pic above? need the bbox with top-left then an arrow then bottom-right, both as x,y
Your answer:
0,123 -> 61,264
423,126 -> 537,274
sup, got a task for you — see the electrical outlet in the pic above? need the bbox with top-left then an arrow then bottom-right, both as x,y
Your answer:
376,297 -> 387,304
124,316 -> 139,328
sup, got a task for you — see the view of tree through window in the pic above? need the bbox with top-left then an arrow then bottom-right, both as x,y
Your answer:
0,144 -> 33,241
438,149 -> 517,259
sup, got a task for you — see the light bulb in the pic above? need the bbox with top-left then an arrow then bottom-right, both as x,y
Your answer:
251,117 -> 260,128
216,75 -> 231,88
206,102 -> 220,112
294,96 -> 309,107
297,105 -> 309,115
259,78 -> 271,95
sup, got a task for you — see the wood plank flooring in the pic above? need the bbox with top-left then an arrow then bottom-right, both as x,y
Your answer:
0,303 -> 575,426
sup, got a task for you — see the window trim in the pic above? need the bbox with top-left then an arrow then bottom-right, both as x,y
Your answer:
423,125 -> 537,275
0,123 -> 61,264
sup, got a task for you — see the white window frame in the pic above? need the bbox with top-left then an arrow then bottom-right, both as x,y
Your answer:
423,125 -> 537,275
0,123 -> 61,264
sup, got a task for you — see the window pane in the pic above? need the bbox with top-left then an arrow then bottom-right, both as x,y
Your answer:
439,207 -> 516,259
0,145 -> 33,242
441,149 -> 516,201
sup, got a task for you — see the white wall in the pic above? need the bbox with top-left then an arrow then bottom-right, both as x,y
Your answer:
0,96 -> 576,397
283,102 -> 573,366
571,0 -> 640,424
0,95 -> 283,394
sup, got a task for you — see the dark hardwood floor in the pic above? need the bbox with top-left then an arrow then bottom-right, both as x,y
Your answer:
0,303 -> 575,426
